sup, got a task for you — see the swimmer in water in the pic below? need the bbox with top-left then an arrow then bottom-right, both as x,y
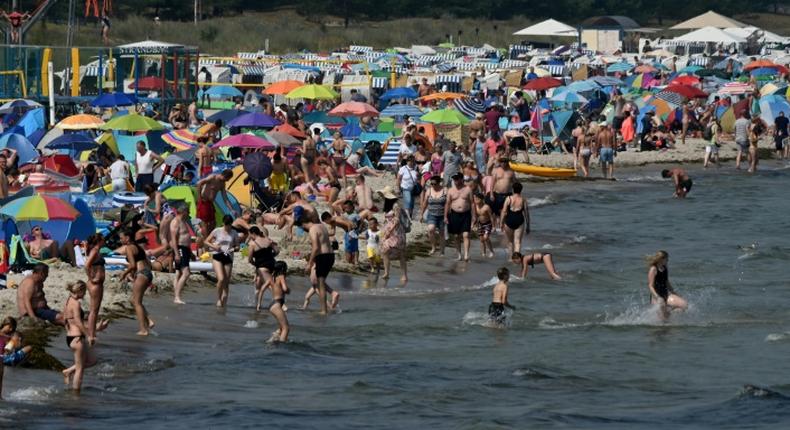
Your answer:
264,261 -> 290,343
511,252 -> 561,280
646,250 -> 688,319
661,168 -> 692,198
489,267 -> 515,325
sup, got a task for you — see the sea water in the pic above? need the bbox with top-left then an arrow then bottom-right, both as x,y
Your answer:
3,163 -> 790,429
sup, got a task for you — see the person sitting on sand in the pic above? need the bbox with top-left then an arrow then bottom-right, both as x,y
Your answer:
489,267 -> 515,325
16,264 -> 64,325
1,316 -> 33,399
646,250 -> 688,320
511,252 -> 562,280
62,281 -> 108,393
661,168 -> 692,198
25,226 -> 58,261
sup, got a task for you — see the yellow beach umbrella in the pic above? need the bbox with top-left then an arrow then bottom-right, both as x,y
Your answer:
55,114 -> 105,130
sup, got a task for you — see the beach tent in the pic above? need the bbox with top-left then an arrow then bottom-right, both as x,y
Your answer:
670,11 -> 746,30
673,27 -> 746,44
512,19 -> 578,43
226,165 -> 252,208
162,186 -> 197,218
723,27 -> 788,44
0,134 -> 37,165
66,198 -> 96,242
213,191 -> 241,227
16,108 -> 46,138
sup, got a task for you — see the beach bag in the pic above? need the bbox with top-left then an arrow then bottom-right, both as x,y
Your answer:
408,169 -> 422,196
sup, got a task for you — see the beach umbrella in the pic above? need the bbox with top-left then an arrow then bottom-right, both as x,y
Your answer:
206,109 -> 247,124
100,113 -> 164,132
549,91 -> 589,106
214,134 -> 275,150
743,59 -> 784,72
303,111 -> 346,125
45,133 -> 98,152
718,82 -> 754,95
205,85 -> 244,99
634,64 -> 657,73
339,120 -> 364,139
329,101 -> 379,117
263,80 -> 305,95
523,77 -> 563,91
677,65 -> 704,75
750,67 -> 779,77
664,85 -> 707,99
161,129 -> 199,150
0,99 -> 42,113
418,92 -> 466,102
90,92 -> 137,108
627,73 -> 654,89
243,152 -> 272,180
453,98 -> 486,118
55,114 -> 104,130
380,87 -> 419,100
0,195 -> 80,221
670,75 -> 701,86
759,83 -> 788,97
128,76 -> 167,91
567,80 -> 600,93
589,76 -> 624,87
606,62 -> 633,73
420,108 -> 470,125
273,123 -> 306,138
758,98 -> 790,123
266,131 -> 301,147
380,104 -> 424,118
285,84 -> 338,100
0,133 -> 38,165
655,90 -> 684,106
227,112 -> 281,128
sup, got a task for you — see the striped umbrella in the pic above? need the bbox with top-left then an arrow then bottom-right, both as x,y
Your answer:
549,91 -> 589,106
607,62 -> 633,73
453,98 -> 486,118
719,82 -> 754,95
0,195 -> 79,221
162,129 -> 199,150
655,90 -> 684,106
380,104 -> 424,118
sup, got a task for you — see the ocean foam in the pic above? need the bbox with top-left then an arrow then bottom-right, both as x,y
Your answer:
462,310 -> 511,329
6,386 -> 58,403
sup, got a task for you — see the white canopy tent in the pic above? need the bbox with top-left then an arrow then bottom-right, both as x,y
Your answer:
673,26 -> 746,44
513,19 -> 578,44
670,11 -> 746,30
723,27 -> 788,44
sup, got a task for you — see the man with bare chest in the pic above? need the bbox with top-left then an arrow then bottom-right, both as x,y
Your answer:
196,169 -> 235,233
196,137 -> 216,178
445,172 -> 477,261
16,264 -> 63,325
596,123 -> 616,179
170,205 -> 193,304
488,158 -> 515,226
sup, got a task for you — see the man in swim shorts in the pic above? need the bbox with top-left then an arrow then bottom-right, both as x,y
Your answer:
297,207 -> 339,315
488,158 -> 515,227
170,205 -> 193,304
661,168 -> 692,198
16,264 -> 63,325
445,172 -> 476,262
596,122 -> 616,179
197,169 -> 235,235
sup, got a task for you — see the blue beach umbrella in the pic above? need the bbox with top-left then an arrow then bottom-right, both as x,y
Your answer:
750,67 -> 778,77
567,80 -> 600,93
589,76 -> 624,87
607,62 -> 633,73
46,133 -> 98,152
227,112 -> 281,129
379,104 -> 424,118
0,133 -> 37,165
758,99 -> 790,123
90,92 -> 137,108
303,111 -> 346,125
205,85 -> 244,99
380,87 -> 419,100
678,65 -> 704,75
549,91 -> 589,106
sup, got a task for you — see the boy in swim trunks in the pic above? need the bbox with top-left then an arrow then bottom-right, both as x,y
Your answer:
473,193 -> 495,258
489,267 -> 515,325
661,168 -> 692,199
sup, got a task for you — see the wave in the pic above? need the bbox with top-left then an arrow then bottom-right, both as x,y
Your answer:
5,386 -> 58,403
528,195 -> 556,208
95,358 -> 176,379
622,174 -> 665,183
765,332 -> 790,342
462,310 -> 512,329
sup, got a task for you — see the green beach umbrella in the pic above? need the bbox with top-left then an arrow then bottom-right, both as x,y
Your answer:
420,108 -> 470,125
286,84 -> 339,100
100,113 -> 164,132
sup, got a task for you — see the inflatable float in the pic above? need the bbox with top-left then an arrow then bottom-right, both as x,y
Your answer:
105,256 -> 214,272
112,192 -> 148,208
509,162 -> 577,179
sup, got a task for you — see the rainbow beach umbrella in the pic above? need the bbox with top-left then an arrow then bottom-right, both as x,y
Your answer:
0,195 -> 80,221
162,129 -> 199,150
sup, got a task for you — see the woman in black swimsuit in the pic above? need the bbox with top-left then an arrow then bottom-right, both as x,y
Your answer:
647,250 -> 688,319
500,182 -> 530,256
247,227 -> 278,311
511,251 -> 562,280
266,261 -> 290,343
120,230 -> 155,336
84,234 -> 106,344
62,281 -> 106,392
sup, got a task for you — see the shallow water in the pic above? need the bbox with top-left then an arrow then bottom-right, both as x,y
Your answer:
3,162 -> 790,429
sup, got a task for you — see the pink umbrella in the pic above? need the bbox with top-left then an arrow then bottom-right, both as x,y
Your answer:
328,101 -> 380,117
213,134 -> 275,150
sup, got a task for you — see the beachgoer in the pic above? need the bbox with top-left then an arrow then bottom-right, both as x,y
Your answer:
474,192 -> 495,258
264,261 -> 290,343
61,281 -> 107,392
196,137 -> 216,178
511,251 -> 561,280
421,175 -> 446,255
16,264 -> 63,325
84,234 -> 107,344
380,204 -> 408,282
0,154 -> 8,198
596,122 -> 616,179
206,215 -> 240,308
196,169 -> 235,234
489,267 -> 515,325
364,217 -> 382,273
441,143 -> 463,187
1,317 -> 31,366
396,155 -> 419,218
101,13 -> 110,45
734,113 -> 751,170
108,155 -> 130,192
120,230 -> 155,335
248,226 -> 278,311
646,250 -> 688,319
775,111 -> 789,160
704,118 -> 721,168
488,157 -> 515,227
576,129 -> 593,177
26,225 -> 58,261
340,200 -> 361,265
297,207 -> 339,314
661,168 -> 692,198
134,141 -> 163,192
170,205 -> 193,305
445,172 -> 476,262
501,182 -> 530,257
748,117 -> 766,173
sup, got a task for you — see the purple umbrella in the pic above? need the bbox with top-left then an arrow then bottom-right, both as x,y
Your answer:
226,112 -> 281,129
243,152 -> 273,180
214,134 -> 275,150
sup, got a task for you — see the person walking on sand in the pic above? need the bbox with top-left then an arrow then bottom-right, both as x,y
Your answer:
474,192 -> 495,258
704,117 -> 721,168
445,172 -> 476,262
84,234 -> 107,344
748,116 -> 766,174
296,207 -> 339,314
170,205 -> 193,305
421,175 -> 446,255
734,112 -> 751,170
489,267 -> 515,325
661,168 -> 693,198
500,182 -> 530,257
205,215 -> 240,308
62,281 -> 107,393
511,251 -> 561,280
596,122 -> 616,179
120,230 -> 155,335
380,205 -> 408,282
646,250 -> 688,320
